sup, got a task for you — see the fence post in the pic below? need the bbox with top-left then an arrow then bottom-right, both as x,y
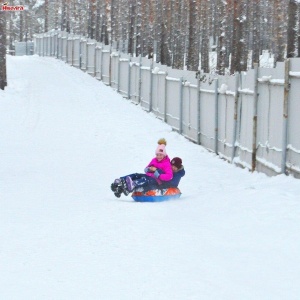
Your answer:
252,63 -> 259,172
214,78 -> 219,154
281,59 -> 290,174
52,34 -> 54,56
66,34 -> 69,63
94,45 -> 97,77
138,55 -> 142,103
231,73 -> 240,163
56,32 -> 58,57
50,33 -> 52,56
56,33 -> 59,59
55,33 -> 58,58
197,77 -> 201,145
60,33 -> 63,60
42,34 -> 45,56
79,38 -> 82,69
179,77 -> 184,134
117,51 -> 121,92
86,41 -> 89,72
164,72 -> 168,123
44,35 -> 46,55
100,45 -> 103,80
149,59 -> 153,112
71,36 -> 74,66
109,47 -> 112,86
127,56 -> 131,99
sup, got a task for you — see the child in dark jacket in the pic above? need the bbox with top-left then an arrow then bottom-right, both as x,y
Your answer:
160,157 -> 185,189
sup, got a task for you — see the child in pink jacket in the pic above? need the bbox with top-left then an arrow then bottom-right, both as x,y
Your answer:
111,138 -> 173,197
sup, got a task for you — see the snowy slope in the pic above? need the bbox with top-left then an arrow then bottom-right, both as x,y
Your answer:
0,56 -> 300,300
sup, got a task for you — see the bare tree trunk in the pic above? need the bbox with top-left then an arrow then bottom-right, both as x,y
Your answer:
128,0 -> 136,54
88,0 -> 97,39
0,13 -> 7,90
149,1 -> 155,57
8,13 -> 14,51
54,0 -> 60,30
230,0 -> 247,73
172,0 -> 180,68
211,0 -> 218,47
298,3 -> 300,57
241,0 -> 249,70
274,0 -> 286,63
19,7 -> 24,41
110,0 -> 118,43
100,0 -> 109,44
45,0 -> 49,32
140,0 -> 151,57
160,0 -> 172,66
154,0 -> 162,62
216,0 -> 227,75
187,0 -> 199,71
136,0 -> 142,56
61,0 -> 67,31
287,0 -> 297,58
252,0 -> 260,66
200,0 -> 209,73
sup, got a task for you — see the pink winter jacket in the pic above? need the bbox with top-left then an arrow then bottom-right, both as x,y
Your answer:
145,155 -> 173,184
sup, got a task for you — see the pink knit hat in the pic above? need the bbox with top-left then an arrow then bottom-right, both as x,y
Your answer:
155,138 -> 167,156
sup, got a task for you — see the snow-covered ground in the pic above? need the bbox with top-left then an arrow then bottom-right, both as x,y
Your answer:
1,56 -> 300,300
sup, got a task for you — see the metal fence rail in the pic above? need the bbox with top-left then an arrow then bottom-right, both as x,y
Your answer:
34,30 -> 300,179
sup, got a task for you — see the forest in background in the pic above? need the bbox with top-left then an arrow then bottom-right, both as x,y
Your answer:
1,0 -> 300,85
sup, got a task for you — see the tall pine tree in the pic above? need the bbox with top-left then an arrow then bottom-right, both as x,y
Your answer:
0,12 -> 7,90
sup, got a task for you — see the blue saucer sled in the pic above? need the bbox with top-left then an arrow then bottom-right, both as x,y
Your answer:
131,187 -> 181,202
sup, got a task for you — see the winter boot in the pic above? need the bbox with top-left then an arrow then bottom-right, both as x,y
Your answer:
125,176 -> 136,192
111,179 -> 123,197
114,189 -> 122,198
120,178 -> 130,196
111,178 -> 122,192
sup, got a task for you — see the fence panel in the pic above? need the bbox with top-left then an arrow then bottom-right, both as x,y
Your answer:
217,75 -> 237,162
129,56 -> 141,104
199,77 -> 217,152
35,37 -> 42,56
119,53 -> 130,98
45,35 -> 50,56
256,63 -> 285,176
67,36 -> 73,65
95,44 -> 102,80
165,68 -> 184,131
73,37 -> 81,68
287,59 -> 300,178
101,45 -> 111,85
111,51 -> 119,90
140,57 -> 152,111
50,33 -> 57,56
80,39 -> 87,71
234,69 -> 256,170
151,63 -> 167,120
181,71 -> 199,143
14,41 -> 34,56
61,34 -> 68,62
57,34 -> 62,59
86,40 -> 96,76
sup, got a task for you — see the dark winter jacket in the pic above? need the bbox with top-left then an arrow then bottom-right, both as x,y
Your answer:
140,166 -> 185,192
161,167 -> 185,188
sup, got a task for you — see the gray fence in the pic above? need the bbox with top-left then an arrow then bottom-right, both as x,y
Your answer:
34,30 -> 300,179
15,41 -> 34,56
